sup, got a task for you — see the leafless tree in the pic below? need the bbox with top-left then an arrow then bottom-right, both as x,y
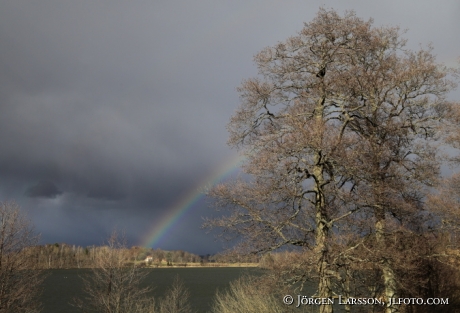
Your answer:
428,103 -> 460,248
74,231 -> 155,313
0,201 -> 44,313
75,231 -> 194,313
206,8 -> 458,313
158,276 -> 192,313
335,59 -> 455,310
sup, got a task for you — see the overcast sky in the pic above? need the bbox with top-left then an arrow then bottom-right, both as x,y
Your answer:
0,1 -> 459,254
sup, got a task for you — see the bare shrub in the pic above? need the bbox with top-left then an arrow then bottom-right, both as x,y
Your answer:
74,231 -> 193,313
211,276 -> 299,313
158,276 -> 192,313
74,231 -> 154,313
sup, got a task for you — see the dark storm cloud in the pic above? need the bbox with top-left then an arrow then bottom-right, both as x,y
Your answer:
0,0 -> 458,254
25,180 -> 62,199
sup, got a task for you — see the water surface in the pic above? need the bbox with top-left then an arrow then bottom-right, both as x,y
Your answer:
41,267 -> 261,313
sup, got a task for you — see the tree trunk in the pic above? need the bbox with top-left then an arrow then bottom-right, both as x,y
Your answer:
312,95 -> 334,313
314,158 -> 333,312
317,252 -> 333,313
315,196 -> 333,313
376,215 -> 398,313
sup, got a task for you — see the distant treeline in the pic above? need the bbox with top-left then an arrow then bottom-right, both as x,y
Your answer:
21,243 -> 260,269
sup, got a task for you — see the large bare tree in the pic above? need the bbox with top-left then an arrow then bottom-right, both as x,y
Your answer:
428,103 -> 460,248
0,201 -> 44,313
206,8 -> 458,313
332,34 -> 457,313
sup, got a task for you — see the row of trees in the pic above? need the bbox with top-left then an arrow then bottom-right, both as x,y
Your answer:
21,244 -> 203,269
209,250 -> 260,264
206,8 -> 460,313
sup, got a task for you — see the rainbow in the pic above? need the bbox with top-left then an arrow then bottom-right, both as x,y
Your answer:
140,153 -> 245,248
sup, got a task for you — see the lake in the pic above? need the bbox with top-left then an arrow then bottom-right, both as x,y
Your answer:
41,267 -> 261,313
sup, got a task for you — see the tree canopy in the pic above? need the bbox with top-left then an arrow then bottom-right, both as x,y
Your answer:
206,8 -> 459,313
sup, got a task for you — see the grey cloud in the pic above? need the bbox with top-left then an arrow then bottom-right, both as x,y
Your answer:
0,0 -> 458,254
25,180 -> 62,199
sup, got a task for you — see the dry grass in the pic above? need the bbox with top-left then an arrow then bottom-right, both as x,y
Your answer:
210,275 -> 311,313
